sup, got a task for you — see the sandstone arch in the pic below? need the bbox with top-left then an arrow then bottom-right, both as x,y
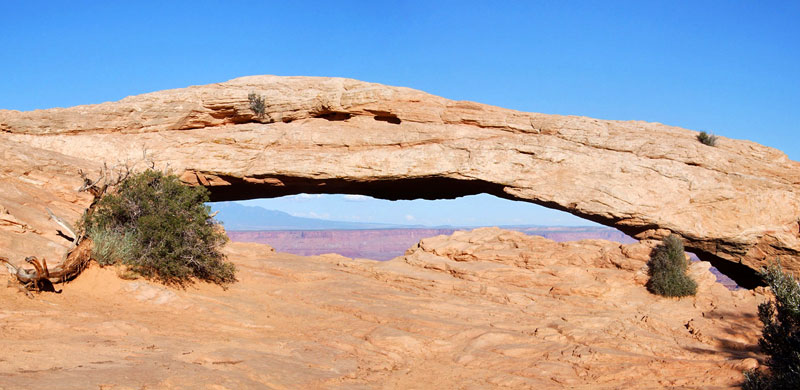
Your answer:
1,75 -> 798,287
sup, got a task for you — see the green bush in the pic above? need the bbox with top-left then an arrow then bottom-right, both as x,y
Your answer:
743,262 -> 800,390
81,170 -> 235,286
697,131 -> 718,146
646,234 -> 697,297
87,226 -> 135,266
248,92 -> 267,118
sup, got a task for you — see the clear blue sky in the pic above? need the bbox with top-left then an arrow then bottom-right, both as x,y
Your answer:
2,1 -> 798,227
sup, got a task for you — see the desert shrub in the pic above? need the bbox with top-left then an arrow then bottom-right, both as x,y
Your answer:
646,234 -> 697,297
742,262 -> 800,390
248,92 -> 266,118
88,226 -> 135,266
81,170 -> 235,286
697,131 -> 718,146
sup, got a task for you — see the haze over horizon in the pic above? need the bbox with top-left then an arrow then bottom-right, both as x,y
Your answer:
211,195 -> 603,229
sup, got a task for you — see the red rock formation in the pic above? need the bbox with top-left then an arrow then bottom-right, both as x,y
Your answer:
1,76 -> 797,284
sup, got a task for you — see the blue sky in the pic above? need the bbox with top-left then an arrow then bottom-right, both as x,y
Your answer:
2,1 -> 798,227
235,194 -> 593,227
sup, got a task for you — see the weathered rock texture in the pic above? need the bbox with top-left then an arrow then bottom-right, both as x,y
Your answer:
0,229 -> 764,389
1,76 -> 799,284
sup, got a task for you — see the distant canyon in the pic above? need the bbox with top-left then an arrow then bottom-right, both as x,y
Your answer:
226,227 -> 739,289
226,226 -> 635,261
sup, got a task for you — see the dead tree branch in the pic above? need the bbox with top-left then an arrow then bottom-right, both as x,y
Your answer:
46,207 -> 77,242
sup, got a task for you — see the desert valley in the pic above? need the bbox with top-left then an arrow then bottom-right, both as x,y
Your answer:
224,226 -> 740,291
225,226 -> 635,260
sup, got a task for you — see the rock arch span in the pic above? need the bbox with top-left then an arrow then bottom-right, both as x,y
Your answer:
2,76 -> 799,287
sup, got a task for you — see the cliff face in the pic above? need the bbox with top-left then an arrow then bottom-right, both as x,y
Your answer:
1,75 -> 799,284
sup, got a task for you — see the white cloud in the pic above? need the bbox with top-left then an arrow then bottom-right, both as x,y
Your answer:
290,193 -> 324,201
405,214 -> 416,221
299,193 -> 323,199
343,194 -> 370,202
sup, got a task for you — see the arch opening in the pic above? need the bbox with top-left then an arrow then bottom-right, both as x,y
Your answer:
205,174 -> 630,230
204,174 -> 746,289
211,193 -> 631,261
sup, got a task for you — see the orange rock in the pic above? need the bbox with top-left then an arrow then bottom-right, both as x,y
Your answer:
0,76 -> 797,279
0,228 -> 764,389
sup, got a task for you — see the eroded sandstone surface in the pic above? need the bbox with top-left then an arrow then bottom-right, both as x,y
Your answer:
1,76 -> 798,283
0,228 -> 763,389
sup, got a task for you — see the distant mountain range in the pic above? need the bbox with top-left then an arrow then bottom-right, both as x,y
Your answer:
210,202 -> 425,230
210,202 -> 630,234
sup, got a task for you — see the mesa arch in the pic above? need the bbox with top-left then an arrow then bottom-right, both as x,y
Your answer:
1,75 -> 799,287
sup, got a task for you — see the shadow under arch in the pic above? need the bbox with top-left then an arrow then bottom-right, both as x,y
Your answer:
202,173 -> 764,289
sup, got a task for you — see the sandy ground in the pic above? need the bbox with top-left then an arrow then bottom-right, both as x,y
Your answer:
0,231 -> 765,389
